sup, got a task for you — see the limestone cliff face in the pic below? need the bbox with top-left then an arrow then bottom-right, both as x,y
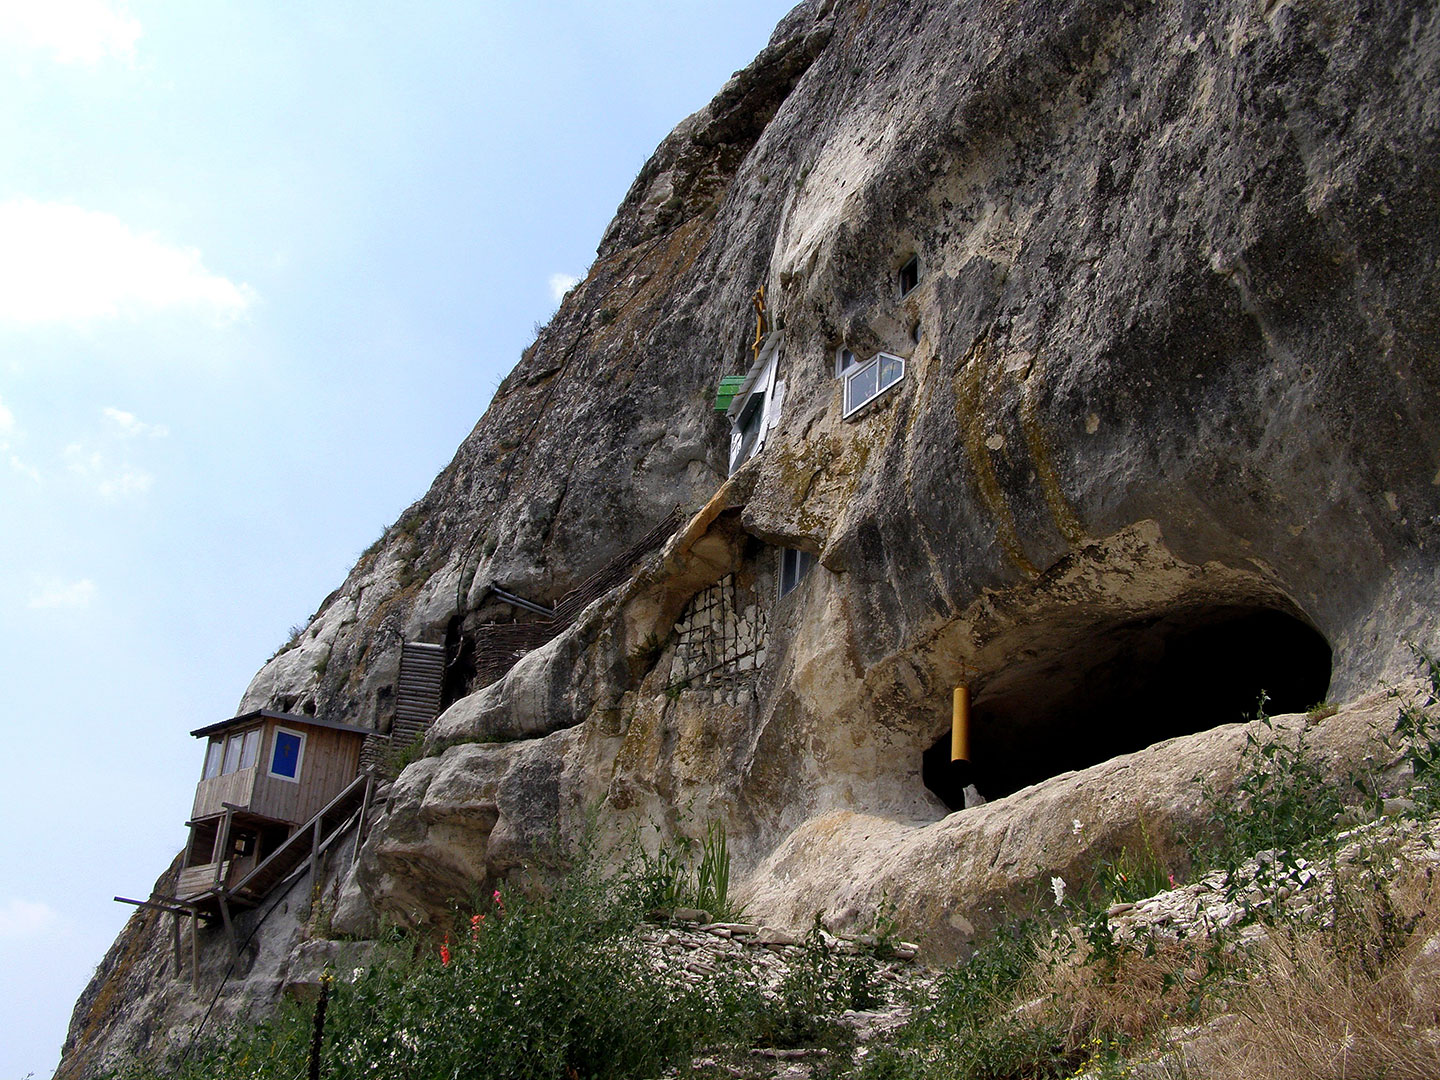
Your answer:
60,0 -> 1440,1073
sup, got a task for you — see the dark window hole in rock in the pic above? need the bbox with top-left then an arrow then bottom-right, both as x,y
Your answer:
922,605 -> 1332,810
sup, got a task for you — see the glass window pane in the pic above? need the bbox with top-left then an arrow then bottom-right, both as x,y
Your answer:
240,729 -> 260,769
222,734 -> 243,774
203,739 -> 223,780
879,354 -> 903,391
780,548 -> 814,598
846,360 -> 879,413
270,730 -> 303,780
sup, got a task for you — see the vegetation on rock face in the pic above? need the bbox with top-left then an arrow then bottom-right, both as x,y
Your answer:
104,663 -> 1440,1080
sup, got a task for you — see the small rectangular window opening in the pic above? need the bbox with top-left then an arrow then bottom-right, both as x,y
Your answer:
202,738 -> 223,780
898,255 -> 919,297
835,347 -> 860,377
779,547 -> 814,598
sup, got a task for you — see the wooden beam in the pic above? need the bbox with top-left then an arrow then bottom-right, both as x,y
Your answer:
113,895 -> 192,916
212,807 -> 234,888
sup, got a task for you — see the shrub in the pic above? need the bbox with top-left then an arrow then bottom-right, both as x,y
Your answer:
1391,645 -> 1440,813
109,843 -> 760,1080
1189,695 -> 1349,885
759,916 -> 883,1049
631,819 -> 737,921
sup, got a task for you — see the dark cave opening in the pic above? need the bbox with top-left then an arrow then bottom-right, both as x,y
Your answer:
922,605 -> 1333,811
441,613 -> 475,710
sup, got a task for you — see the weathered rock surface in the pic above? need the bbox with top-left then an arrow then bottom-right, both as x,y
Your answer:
61,0 -> 1440,1073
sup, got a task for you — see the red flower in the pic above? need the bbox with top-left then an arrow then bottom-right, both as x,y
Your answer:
470,913 -> 484,940
440,934 -> 451,967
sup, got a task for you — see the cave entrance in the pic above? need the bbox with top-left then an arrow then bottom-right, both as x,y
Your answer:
922,604 -> 1332,810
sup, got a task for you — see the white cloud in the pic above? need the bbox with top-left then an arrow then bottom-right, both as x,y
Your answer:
64,443 -> 153,498
548,273 -> 579,302
0,199 -> 256,326
103,406 -> 168,439
0,0 -> 140,65
9,454 -> 40,482
27,578 -> 96,610
0,898 -> 62,938
0,394 -> 38,480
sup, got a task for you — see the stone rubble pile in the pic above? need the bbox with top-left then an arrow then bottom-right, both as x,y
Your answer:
1106,812 -> 1440,948
641,916 -> 931,1079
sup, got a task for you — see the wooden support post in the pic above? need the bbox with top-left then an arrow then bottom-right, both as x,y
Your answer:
351,773 -> 373,869
217,894 -> 239,962
190,910 -> 199,991
172,912 -> 182,981
213,807 -> 234,888
309,815 -> 322,893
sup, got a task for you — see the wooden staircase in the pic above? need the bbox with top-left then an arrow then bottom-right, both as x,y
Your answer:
224,771 -> 372,908
391,641 -> 446,746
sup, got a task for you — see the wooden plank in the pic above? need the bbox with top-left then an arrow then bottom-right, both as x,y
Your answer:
192,767 -> 258,819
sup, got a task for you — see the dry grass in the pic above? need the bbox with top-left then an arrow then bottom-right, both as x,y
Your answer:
1180,864 -> 1440,1080
1028,926 -> 1226,1059
1014,861 -> 1440,1080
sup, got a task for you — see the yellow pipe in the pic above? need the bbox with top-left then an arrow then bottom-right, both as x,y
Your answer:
951,685 -> 970,763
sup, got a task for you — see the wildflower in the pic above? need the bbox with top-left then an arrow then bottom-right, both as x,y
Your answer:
439,934 -> 451,967
1051,875 -> 1067,906
1072,818 -> 1084,839
471,913 -> 484,939
1168,872 -> 1177,888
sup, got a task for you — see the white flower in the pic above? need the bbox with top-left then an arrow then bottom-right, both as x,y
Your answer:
1073,819 -> 1085,839
1051,876 -> 1067,906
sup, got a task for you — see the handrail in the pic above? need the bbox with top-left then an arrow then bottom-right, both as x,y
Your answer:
227,772 -> 369,899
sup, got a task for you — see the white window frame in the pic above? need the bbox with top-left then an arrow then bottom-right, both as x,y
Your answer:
835,346 -> 861,378
267,726 -> 307,784
841,351 -> 906,419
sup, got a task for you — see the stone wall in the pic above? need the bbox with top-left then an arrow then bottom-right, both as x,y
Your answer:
668,565 -> 770,701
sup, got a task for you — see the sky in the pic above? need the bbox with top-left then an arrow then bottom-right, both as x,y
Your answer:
0,2 -> 798,1075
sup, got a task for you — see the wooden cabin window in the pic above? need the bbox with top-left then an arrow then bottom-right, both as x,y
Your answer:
202,738 -> 223,780
222,732 -> 244,774
268,727 -> 306,782
240,728 -> 260,769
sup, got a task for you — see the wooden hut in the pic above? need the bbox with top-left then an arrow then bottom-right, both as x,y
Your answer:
175,710 -> 371,908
